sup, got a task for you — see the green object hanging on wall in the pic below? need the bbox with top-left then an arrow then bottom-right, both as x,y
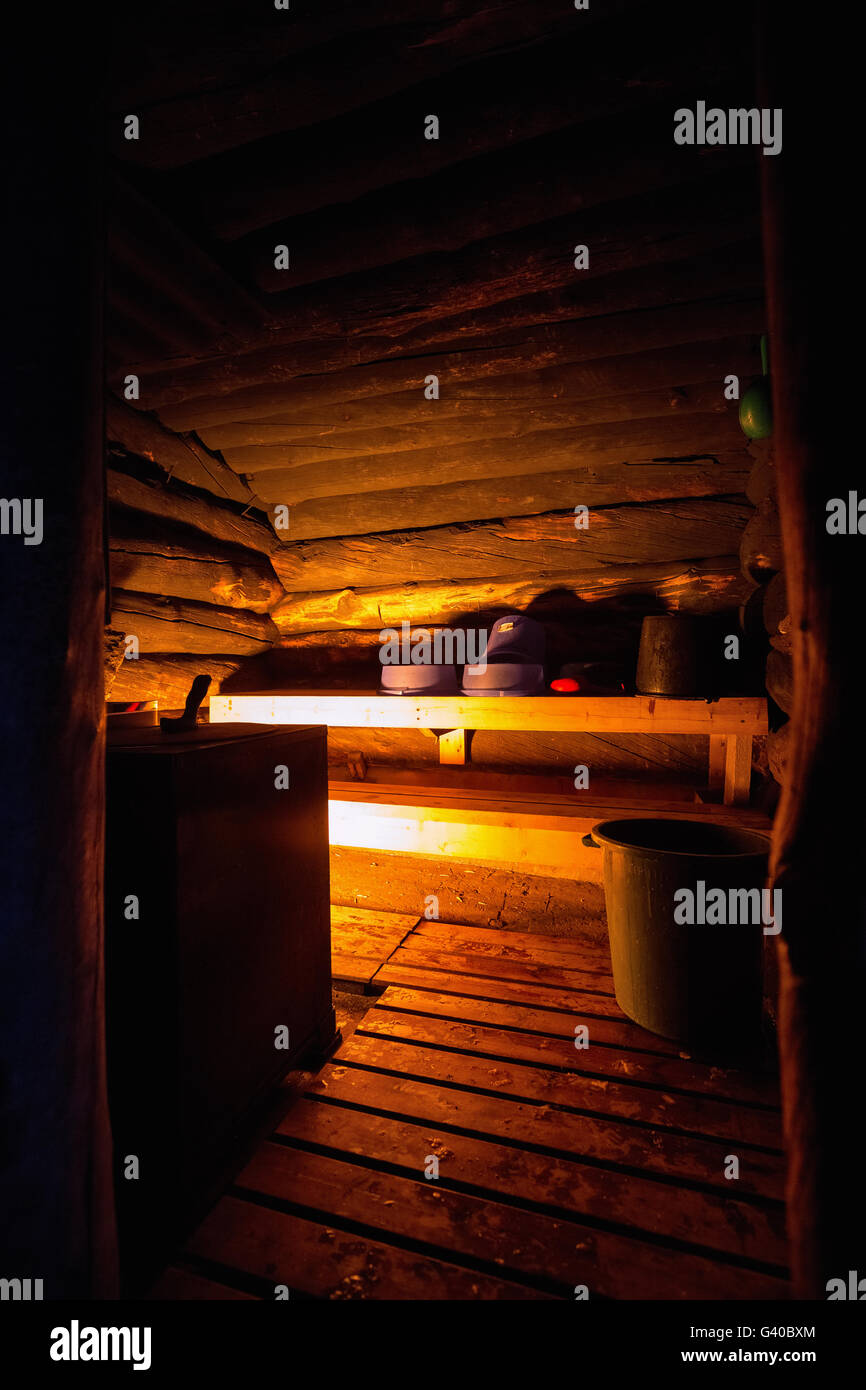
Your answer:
739,334 -> 773,439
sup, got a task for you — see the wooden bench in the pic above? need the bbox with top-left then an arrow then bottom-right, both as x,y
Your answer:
209,692 -> 768,806
325,779 -> 771,884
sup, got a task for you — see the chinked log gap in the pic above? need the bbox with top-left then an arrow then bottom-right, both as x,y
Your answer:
760,4 -> 865,1298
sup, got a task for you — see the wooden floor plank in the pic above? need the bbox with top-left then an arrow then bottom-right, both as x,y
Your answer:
167,911 -> 787,1299
330,953 -> 380,987
317,1048 -> 785,1199
331,905 -> 421,933
370,991 -> 781,1109
275,1097 -> 788,1271
381,944 -> 617,994
331,919 -> 419,954
373,961 -> 628,1016
344,1025 -> 780,1148
330,903 -> 419,986
375,982 -> 685,1055
186,1195 -> 551,1300
410,920 -> 613,972
333,925 -> 416,955
234,1138 -> 784,1300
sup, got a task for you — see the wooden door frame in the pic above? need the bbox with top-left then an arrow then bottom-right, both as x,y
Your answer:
759,3 -> 865,1298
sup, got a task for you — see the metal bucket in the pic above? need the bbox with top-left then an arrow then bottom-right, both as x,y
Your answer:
584,818 -> 771,1047
635,615 -> 699,694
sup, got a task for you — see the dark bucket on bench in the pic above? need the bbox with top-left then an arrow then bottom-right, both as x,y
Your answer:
584,819 -> 771,1048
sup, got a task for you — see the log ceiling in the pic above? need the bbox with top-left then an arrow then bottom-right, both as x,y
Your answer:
106,0 -> 766,755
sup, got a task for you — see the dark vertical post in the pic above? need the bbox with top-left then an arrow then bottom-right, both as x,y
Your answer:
758,7 -> 865,1297
0,9 -> 117,1295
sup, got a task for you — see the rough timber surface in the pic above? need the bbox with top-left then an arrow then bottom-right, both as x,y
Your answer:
155,923 -> 788,1300
329,904 -> 420,988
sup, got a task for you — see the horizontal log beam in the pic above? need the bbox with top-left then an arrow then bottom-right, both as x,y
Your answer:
107,654 -> 242,705
107,175 -> 270,366
200,378 -> 732,456
155,299 -> 765,431
111,1 -> 503,112
173,28 -> 741,237
271,499 -> 752,590
234,411 -> 745,493
125,214 -> 761,397
107,463 -> 281,556
111,590 -> 279,656
257,177 -> 758,346
243,413 -> 746,503
196,339 -> 760,445
108,266 -> 220,366
259,453 -> 753,540
109,0 -> 627,169
109,511 -> 285,611
106,397 -> 252,505
242,115 -> 750,294
133,180 -> 759,389
269,556 -> 751,637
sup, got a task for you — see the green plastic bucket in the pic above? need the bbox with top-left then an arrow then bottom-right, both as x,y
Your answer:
585,818 -> 771,1047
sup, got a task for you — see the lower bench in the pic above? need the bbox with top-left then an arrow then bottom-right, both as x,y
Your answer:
328,780 -> 771,884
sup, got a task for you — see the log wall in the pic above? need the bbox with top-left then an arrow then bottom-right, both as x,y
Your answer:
106,1 -> 766,787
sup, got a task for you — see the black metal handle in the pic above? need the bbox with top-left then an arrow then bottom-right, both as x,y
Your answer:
160,673 -> 212,732
581,832 -> 600,849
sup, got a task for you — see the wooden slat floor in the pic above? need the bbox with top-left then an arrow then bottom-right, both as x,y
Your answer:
329,903 -> 419,988
154,921 -> 788,1301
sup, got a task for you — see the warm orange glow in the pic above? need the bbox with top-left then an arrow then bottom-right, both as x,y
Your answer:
209,692 -> 768,737
327,794 -> 590,880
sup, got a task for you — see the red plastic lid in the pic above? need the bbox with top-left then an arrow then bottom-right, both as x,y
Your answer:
550,677 -> 580,692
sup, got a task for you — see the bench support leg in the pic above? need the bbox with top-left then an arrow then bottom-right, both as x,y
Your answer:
708,735 -> 727,792
437,728 -> 467,765
723,735 -> 752,806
